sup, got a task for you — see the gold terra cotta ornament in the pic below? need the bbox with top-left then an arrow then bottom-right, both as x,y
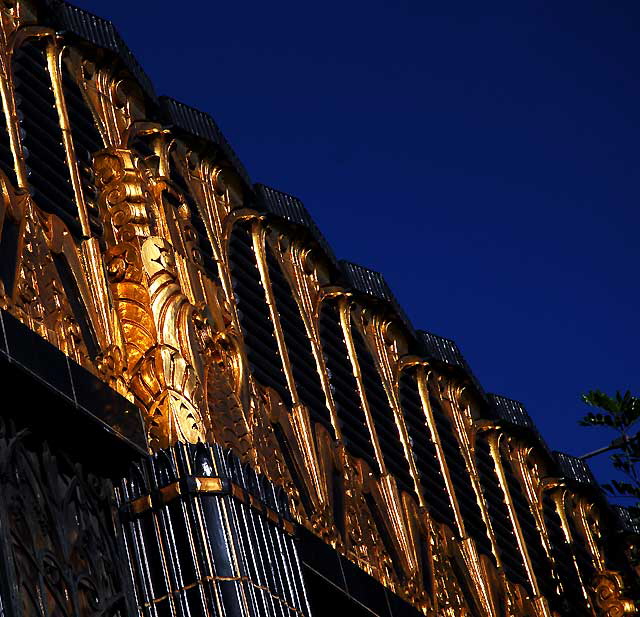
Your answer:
0,2 -> 635,615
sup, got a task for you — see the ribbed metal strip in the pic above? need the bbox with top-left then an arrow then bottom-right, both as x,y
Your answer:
120,443 -> 307,616
340,260 -> 415,336
256,185 -> 308,228
47,1 -> 156,101
417,331 -> 465,368
255,184 -> 338,265
417,329 -> 488,404
554,452 -> 597,487
340,261 -> 393,303
160,96 -> 251,189
488,394 -> 533,429
164,97 -> 221,144
488,393 -> 554,458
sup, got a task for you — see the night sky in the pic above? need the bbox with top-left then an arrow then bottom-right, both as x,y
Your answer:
74,0 -> 639,491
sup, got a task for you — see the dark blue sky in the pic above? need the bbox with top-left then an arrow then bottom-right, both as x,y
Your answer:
76,0 -> 639,487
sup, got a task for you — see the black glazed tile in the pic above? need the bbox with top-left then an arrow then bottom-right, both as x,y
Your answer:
385,589 -> 423,617
68,358 -> 146,449
341,556 -> 390,616
0,336 -> 144,478
303,565 -> 379,616
296,526 -> 346,589
2,309 -> 73,400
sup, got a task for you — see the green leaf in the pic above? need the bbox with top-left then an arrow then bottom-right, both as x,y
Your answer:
612,480 -> 637,496
578,411 -> 615,427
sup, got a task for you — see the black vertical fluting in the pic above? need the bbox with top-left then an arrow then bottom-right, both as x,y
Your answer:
428,390 -> 493,559
542,493 -> 590,616
60,60 -> 103,238
13,40 -> 79,236
228,222 -> 291,406
500,453 -> 560,604
398,369 -> 456,529
319,300 -> 378,473
264,246 -> 334,439
474,434 -> 528,588
350,322 -> 413,495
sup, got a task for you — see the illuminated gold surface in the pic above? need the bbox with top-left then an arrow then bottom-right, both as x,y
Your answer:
194,476 -> 225,493
0,2 -> 634,615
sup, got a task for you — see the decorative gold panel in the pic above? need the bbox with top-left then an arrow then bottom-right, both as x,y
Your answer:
0,2 -> 634,615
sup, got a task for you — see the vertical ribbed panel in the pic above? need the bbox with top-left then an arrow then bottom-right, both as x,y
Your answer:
398,370 -> 455,528
350,323 -> 413,495
319,301 -> 378,473
228,222 -> 291,406
264,247 -> 334,438
474,434 -> 527,582
13,40 -> 79,236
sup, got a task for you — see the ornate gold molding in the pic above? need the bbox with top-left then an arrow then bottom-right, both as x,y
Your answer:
0,3 -> 634,614
593,571 -> 636,617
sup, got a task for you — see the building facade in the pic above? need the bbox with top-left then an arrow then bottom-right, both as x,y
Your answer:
0,1 -> 636,615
